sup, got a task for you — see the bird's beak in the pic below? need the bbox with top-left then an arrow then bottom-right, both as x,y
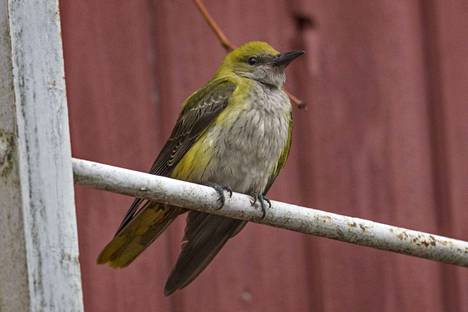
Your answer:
272,50 -> 305,67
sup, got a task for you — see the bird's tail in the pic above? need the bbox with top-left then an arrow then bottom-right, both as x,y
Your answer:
97,202 -> 182,268
164,212 -> 246,295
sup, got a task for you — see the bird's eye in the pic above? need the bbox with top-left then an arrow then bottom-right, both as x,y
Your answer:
248,57 -> 258,65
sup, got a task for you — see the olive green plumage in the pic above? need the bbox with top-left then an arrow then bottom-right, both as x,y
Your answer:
97,41 -> 303,295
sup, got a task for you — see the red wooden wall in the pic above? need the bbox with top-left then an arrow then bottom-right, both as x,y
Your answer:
60,1 -> 468,311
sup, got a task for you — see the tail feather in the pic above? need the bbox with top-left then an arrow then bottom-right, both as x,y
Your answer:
164,212 -> 246,295
97,202 -> 182,268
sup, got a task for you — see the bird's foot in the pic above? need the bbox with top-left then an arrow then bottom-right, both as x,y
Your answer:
207,183 -> 233,209
250,193 -> 271,219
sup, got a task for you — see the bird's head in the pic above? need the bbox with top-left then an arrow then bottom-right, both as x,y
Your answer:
216,41 -> 304,88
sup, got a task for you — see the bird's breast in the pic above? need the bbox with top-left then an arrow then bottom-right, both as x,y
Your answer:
173,84 -> 291,194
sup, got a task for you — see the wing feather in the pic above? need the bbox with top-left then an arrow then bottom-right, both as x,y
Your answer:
114,79 -> 237,235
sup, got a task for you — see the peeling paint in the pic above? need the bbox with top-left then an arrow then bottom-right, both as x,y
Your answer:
1,0 -> 83,309
397,231 -> 409,241
0,130 -> 15,177
359,224 -> 368,232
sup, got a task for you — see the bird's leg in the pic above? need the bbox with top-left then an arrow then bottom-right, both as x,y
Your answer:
250,193 -> 272,219
206,183 -> 232,209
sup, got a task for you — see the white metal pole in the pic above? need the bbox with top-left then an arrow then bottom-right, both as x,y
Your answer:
73,158 -> 468,268
0,1 -> 83,311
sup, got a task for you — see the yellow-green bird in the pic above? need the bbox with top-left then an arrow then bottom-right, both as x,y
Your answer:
97,41 -> 303,295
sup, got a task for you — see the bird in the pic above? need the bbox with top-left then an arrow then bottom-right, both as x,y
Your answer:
97,41 -> 304,295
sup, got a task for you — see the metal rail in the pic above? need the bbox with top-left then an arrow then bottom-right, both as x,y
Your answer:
73,158 -> 468,268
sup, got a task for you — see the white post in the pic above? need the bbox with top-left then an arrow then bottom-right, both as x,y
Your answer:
0,1 -> 83,311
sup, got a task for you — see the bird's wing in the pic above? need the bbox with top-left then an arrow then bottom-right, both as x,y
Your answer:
114,78 -> 237,235
164,112 -> 293,295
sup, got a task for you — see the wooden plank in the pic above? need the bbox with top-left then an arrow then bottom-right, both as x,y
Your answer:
0,0 -> 83,311
292,1 -> 445,311
61,0 -> 468,311
422,1 -> 468,311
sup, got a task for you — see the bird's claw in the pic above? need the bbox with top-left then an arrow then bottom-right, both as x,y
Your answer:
208,184 -> 232,210
250,193 -> 271,219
